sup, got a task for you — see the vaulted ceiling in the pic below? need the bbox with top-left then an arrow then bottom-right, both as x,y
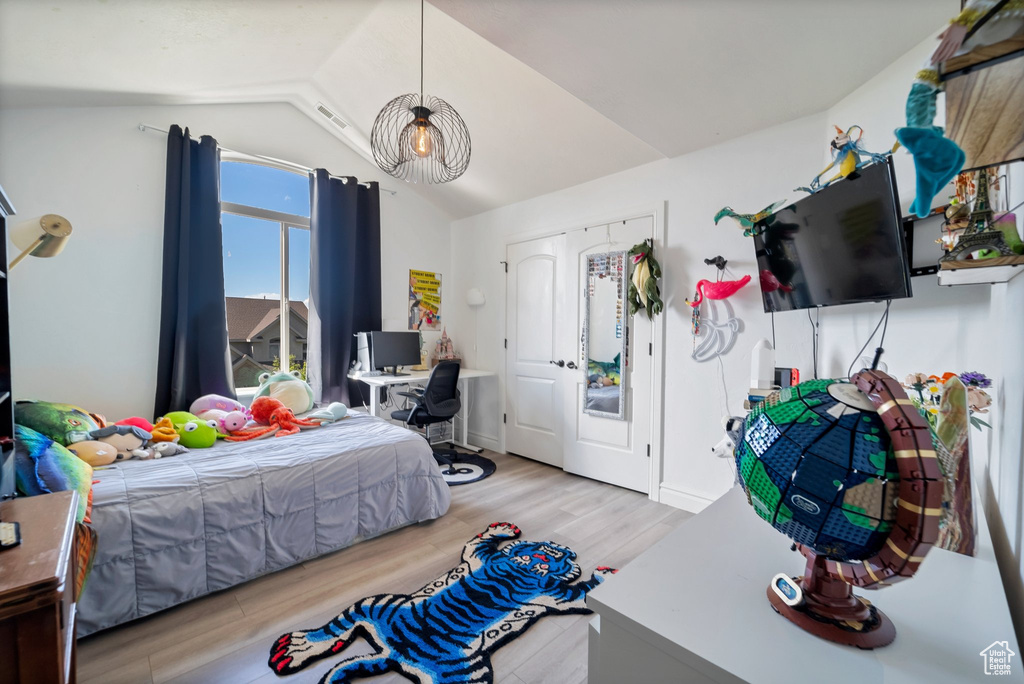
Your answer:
0,0 -> 955,218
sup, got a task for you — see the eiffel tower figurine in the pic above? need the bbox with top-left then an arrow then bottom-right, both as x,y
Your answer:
940,169 -> 1014,267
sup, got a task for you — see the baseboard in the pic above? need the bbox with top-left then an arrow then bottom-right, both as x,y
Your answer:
658,484 -> 716,514
467,431 -> 501,453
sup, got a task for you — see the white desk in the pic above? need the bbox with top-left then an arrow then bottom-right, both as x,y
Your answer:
352,368 -> 495,452
587,486 -> 1022,684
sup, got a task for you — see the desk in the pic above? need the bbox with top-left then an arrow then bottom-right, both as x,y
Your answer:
587,486 -> 1022,684
353,368 -> 495,452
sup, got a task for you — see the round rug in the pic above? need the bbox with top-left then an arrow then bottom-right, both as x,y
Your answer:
439,453 -> 496,486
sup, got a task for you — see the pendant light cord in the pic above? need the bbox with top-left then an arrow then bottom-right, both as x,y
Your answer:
419,0 -> 424,106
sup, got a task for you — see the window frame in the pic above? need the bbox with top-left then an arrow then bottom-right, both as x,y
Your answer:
220,154 -> 310,384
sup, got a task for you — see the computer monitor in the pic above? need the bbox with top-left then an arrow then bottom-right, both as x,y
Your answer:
370,331 -> 420,376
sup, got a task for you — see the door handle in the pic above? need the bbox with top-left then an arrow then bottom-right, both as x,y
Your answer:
566,361 -> 578,369
550,360 -> 565,367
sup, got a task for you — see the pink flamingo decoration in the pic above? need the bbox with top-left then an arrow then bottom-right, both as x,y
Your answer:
686,274 -> 751,308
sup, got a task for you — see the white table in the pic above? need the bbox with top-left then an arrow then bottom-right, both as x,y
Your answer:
352,368 -> 495,452
587,486 -> 1022,684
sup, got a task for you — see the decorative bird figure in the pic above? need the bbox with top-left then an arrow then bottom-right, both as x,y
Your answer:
686,274 -> 751,308
714,201 -> 786,237
796,125 -> 895,194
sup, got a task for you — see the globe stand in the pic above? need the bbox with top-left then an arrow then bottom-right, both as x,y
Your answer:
767,552 -> 896,649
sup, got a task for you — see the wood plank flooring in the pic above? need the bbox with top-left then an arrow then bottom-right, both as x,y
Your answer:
77,451 -> 692,684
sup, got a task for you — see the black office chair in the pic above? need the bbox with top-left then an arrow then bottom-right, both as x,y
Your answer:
390,361 -> 464,474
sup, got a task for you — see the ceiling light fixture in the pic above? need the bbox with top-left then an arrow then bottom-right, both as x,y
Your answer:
370,0 -> 471,184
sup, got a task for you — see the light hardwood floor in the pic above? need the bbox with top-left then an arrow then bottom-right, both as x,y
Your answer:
77,451 -> 692,684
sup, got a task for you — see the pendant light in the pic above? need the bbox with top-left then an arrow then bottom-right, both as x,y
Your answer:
370,0 -> 471,184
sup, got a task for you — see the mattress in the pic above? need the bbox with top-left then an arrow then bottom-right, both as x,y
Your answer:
77,411 -> 451,636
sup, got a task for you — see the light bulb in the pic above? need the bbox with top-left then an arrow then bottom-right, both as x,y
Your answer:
412,123 -> 432,158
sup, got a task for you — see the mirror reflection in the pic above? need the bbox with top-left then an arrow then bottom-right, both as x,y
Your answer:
583,251 -> 627,419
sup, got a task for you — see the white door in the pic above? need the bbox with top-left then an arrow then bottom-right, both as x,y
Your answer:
505,234 -> 567,467
563,218 -> 653,492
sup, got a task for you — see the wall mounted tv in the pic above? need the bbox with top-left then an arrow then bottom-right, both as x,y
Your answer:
751,157 -> 911,313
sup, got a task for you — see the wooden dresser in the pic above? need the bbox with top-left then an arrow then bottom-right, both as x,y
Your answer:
0,490 -> 79,684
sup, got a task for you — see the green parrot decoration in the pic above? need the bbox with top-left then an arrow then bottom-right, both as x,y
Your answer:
713,200 -> 786,237
627,240 -> 663,320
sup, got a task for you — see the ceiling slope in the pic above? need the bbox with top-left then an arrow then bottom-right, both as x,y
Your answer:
0,0 -> 957,218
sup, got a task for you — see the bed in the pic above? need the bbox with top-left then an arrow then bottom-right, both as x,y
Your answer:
76,411 -> 451,636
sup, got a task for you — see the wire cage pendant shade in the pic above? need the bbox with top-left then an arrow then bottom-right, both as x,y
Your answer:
371,94 -> 470,184
370,0 -> 471,184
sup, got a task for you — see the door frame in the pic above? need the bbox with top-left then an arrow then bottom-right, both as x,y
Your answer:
502,202 -> 666,502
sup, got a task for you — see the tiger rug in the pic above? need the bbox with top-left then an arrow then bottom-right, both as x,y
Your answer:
269,522 -> 616,684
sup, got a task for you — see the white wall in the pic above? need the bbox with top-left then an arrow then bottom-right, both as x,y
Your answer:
0,102 -> 453,419
450,34 -> 1023,629
821,34 -> 1024,633
449,111 -> 829,505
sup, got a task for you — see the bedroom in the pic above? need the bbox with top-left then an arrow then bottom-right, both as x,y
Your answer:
0,1 -> 1022,683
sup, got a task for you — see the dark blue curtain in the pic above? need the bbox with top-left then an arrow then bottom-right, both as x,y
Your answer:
308,170 -> 381,406
154,125 -> 233,417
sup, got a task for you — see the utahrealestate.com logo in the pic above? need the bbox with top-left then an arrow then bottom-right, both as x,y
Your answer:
980,641 -> 1016,676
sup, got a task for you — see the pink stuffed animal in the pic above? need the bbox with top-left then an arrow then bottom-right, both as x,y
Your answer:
189,394 -> 251,433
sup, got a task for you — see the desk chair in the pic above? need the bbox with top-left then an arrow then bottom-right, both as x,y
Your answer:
390,361 -> 463,475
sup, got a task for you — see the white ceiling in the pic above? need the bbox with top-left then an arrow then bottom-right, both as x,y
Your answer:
0,0 -> 955,218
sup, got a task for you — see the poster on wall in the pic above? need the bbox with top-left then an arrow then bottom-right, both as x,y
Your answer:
409,269 -> 442,330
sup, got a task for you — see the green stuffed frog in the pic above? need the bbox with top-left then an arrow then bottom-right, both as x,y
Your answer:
163,411 -> 226,448
254,370 -> 314,414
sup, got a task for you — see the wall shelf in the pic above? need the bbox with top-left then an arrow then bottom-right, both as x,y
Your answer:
938,262 -> 1024,286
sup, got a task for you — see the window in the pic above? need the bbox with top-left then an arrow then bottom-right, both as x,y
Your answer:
221,159 -> 311,389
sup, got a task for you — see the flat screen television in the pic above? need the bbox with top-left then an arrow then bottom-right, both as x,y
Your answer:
751,157 -> 911,312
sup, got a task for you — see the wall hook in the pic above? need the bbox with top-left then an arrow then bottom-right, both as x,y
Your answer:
704,255 -> 727,271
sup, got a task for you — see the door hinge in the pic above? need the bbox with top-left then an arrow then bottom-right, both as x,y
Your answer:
648,342 -> 652,356
503,413 -> 507,424
501,260 -> 508,273
504,338 -> 507,349
646,444 -> 651,458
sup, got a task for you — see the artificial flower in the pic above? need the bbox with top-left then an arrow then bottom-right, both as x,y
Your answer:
959,371 -> 992,388
904,372 -> 929,387
967,387 -> 992,414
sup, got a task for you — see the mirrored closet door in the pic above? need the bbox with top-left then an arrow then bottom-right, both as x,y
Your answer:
505,215 -> 654,493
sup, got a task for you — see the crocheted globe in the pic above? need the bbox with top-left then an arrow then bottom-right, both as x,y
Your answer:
736,379 -> 900,562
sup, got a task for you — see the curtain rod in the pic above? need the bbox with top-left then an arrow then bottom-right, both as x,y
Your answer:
137,123 -> 398,196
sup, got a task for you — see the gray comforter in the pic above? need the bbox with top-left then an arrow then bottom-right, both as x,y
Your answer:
77,411 -> 451,636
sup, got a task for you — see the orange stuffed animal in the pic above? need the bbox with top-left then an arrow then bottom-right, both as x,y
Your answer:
225,397 -> 320,441
150,416 -> 181,443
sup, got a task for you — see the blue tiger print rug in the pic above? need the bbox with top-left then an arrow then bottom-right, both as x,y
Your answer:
269,522 -> 616,684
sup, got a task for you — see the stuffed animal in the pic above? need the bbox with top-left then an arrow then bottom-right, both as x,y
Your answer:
163,411 -> 225,448
189,394 -> 250,432
149,416 -> 180,443
151,442 -> 189,458
14,424 -> 93,524
254,371 -> 314,415
66,440 -> 119,467
132,441 -> 190,460
14,400 -> 102,446
115,416 -> 155,432
225,397 -> 320,441
88,425 -> 152,461
194,408 -> 249,433
308,402 -> 348,423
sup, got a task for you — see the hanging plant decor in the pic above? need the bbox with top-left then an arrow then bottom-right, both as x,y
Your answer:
627,240 -> 663,320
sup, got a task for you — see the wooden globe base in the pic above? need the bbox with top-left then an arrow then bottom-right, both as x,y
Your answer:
767,585 -> 895,649
767,554 -> 896,649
